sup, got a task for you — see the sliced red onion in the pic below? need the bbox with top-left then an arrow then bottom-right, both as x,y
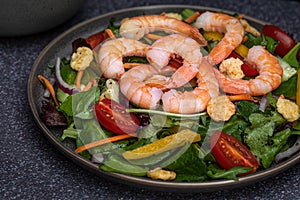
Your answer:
259,95 -> 268,112
275,136 -> 300,163
55,57 -> 79,95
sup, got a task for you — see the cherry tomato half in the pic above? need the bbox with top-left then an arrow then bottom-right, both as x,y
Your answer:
94,98 -> 139,135
210,131 -> 258,175
262,24 -> 296,57
86,32 -> 108,49
229,52 -> 258,76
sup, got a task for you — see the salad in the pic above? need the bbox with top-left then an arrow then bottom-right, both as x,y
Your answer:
38,8 -> 300,182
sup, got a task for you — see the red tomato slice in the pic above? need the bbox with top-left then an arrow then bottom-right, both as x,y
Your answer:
86,32 -> 108,49
210,131 -> 258,175
262,24 -> 296,57
229,52 -> 258,76
94,98 -> 139,135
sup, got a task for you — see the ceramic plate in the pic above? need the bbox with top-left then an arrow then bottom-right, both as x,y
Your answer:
27,5 -> 300,192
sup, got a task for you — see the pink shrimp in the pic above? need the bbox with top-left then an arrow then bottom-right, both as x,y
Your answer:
146,34 -> 203,89
194,11 -> 244,65
119,15 -> 207,46
119,64 -> 163,109
98,38 -> 149,79
214,45 -> 283,96
162,58 -> 220,114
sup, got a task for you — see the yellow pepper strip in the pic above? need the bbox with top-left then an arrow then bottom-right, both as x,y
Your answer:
296,69 -> 300,107
234,44 -> 249,58
203,31 -> 223,41
38,75 -> 59,106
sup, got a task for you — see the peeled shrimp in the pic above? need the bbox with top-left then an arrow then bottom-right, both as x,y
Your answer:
119,64 -> 163,109
98,38 -> 149,79
119,15 -> 207,46
146,34 -> 203,89
214,45 -> 283,96
194,11 -> 244,65
162,58 -> 220,114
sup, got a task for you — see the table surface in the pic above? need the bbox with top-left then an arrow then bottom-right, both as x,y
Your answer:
1,0 -> 300,199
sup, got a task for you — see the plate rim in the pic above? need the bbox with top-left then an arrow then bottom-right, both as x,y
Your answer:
27,4 -> 300,192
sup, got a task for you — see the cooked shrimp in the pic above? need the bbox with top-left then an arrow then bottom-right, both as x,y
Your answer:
98,38 -> 149,79
194,11 -> 244,64
119,15 -> 207,46
162,58 -> 219,114
214,45 -> 283,96
119,64 -> 163,109
146,34 -> 203,89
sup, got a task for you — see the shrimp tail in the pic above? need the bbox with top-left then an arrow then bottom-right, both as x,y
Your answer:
190,28 -> 207,46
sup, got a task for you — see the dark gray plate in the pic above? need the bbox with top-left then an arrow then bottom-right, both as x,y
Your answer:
27,5 -> 300,192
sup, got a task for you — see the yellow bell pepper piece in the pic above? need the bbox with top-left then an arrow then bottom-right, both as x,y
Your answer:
234,44 -> 249,58
203,31 -> 223,41
122,129 -> 200,160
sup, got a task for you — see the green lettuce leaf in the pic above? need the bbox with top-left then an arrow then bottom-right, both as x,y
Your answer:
244,111 -> 289,168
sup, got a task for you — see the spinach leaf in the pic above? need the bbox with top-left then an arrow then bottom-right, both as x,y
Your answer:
123,56 -> 148,64
207,164 -> 251,181
273,74 -> 297,97
56,88 -> 69,103
164,144 -> 208,182
244,32 -> 279,54
181,8 -> 195,21
222,114 -> 248,141
283,42 -> 300,69
259,129 -> 293,168
107,18 -> 120,36
237,100 -> 260,120
60,57 -> 77,84
273,44 -> 300,97
60,123 -> 78,141
245,121 -> 275,163
78,120 -> 112,155
248,111 -> 286,127
100,155 -> 148,176
58,86 -> 100,123
266,92 -> 277,109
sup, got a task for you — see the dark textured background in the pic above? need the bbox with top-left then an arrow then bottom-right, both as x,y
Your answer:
1,0 -> 299,199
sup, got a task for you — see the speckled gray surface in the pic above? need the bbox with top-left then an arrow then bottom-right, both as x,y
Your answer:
1,0 -> 300,199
